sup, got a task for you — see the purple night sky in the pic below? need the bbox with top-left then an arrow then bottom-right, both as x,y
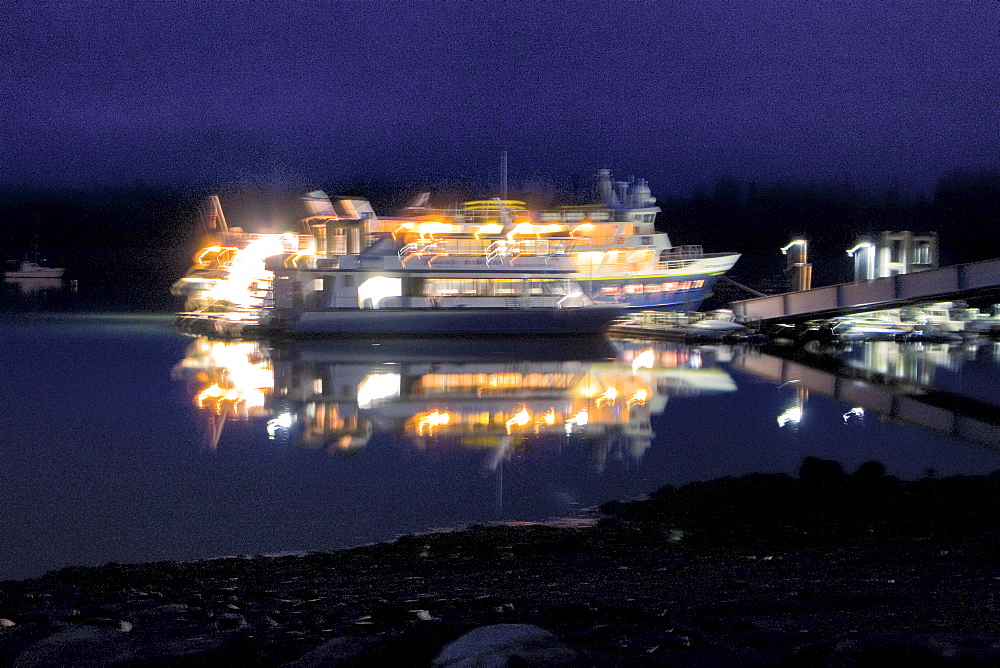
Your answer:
2,0 -> 998,194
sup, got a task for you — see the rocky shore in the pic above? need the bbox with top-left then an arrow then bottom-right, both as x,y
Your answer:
4,457 -> 1000,666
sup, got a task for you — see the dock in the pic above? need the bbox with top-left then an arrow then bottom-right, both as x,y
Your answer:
731,257 -> 1000,327
607,311 -> 764,343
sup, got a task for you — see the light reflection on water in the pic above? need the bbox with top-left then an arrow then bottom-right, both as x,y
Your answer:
175,336 -> 738,470
4,316 -> 1000,580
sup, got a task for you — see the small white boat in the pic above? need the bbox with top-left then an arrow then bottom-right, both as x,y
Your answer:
4,261 -> 65,279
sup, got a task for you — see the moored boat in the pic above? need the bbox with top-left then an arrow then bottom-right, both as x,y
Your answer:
4,260 -> 65,279
173,169 -> 740,333
260,230 -> 624,336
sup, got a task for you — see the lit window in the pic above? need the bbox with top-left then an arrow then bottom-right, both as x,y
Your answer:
493,280 -> 522,296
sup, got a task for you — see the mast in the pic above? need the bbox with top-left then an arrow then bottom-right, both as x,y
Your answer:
500,150 -> 508,202
499,150 -> 510,225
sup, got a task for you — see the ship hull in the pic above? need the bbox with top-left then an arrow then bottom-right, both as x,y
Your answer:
578,270 -> 729,311
268,305 -> 624,336
5,268 -> 64,279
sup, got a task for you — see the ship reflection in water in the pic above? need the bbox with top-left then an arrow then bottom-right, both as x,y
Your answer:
175,336 -> 737,470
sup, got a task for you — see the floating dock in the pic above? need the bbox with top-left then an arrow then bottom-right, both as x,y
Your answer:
607,311 -> 765,343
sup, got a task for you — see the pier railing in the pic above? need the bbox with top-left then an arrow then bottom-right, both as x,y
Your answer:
732,257 -> 1000,325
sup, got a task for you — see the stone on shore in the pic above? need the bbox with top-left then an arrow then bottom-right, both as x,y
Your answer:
433,624 -> 578,667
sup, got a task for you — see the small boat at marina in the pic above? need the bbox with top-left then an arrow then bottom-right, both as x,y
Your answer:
4,260 -> 65,279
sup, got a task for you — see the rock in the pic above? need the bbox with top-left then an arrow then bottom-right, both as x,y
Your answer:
215,612 -> 246,630
799,457 -> 846,485
13,627 -> 135,668
433,624 -> 578,667
283,635 -> 385,667
12,624 -> 254,667
853,460 -> 887,480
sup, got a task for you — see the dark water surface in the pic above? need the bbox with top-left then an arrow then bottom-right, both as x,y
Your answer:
3,298 -> 1000,580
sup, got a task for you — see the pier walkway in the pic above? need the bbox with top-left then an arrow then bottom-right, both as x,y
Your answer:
731,258 -> 1000,325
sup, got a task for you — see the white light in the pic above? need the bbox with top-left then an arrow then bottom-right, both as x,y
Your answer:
777,406 -> 803,427
205,235 -> 287,309
843,407 -> 865,422
267,412 -> 294,439
564,409 -> 590,436
780,239 -> 807,255
846,242 -> 873,257
631,349 -> 655,373
357,373 -> 401,408
357,276 -> 402,309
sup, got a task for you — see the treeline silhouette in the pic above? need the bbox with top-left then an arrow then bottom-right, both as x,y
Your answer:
1,169 -> 997,309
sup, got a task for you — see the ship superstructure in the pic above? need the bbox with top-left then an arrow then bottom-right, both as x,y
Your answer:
372,169 -> 741,311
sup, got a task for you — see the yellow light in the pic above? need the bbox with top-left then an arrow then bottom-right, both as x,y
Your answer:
284,252 -> 314,268
537,224 -> 568,236
505,408 -> 530,433
393,223 -> 415,238
186,340 -> 273,418
536,408 -> 557,427
507,222 -> 537,240
417,410 -> 451,435
627,389 -> 648,407
577,380 -> 602,398
571,223 -> 595,236
195,245 -> 225,265
195,383 -> 244,414
596,386 -> 618,407
415,222 -> 459,238
475,223 -> 504,238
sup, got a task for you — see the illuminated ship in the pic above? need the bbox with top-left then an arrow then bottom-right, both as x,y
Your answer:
375,169 -> 741,311
173,169 -> 739,332
261,222 -> 624,336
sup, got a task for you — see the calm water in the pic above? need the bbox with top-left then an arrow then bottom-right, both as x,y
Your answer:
4,282 -> 1000,580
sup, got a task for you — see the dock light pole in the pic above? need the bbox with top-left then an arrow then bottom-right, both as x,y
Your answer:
846,242 -> 876,282
781,239 -> 812,292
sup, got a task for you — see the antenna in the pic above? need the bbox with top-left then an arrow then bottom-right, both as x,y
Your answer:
500,150 -> 508,202
498,151 -> 511,226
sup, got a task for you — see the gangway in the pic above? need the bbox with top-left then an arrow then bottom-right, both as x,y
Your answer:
731,258 -> 1000,325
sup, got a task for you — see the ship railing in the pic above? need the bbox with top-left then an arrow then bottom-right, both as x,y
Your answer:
656,245 -> 706,269
399,241 -> 446,261
487,240 -> 519,265
664,245 -> 705,258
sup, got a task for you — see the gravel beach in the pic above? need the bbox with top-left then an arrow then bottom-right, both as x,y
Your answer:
3,457 -> 1000,666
